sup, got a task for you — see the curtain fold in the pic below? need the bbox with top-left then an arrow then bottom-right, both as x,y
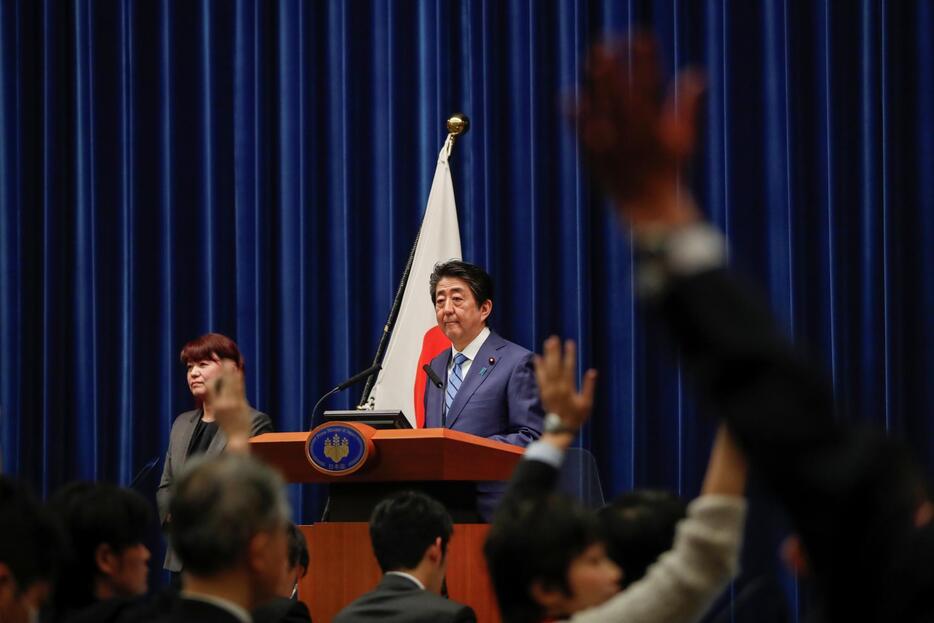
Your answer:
1,0 -> 932,612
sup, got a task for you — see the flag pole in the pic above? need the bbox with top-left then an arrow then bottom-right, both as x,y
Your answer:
357,114 -> 471,408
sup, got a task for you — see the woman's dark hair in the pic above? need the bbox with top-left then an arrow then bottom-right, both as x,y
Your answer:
179,333 -> 245,370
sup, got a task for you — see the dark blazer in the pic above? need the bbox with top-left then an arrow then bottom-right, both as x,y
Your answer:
253,598 -> 312,623
54,597 -> 137,623
657,268 -> 934,623
152,597 -> 245,623
333,574 -> 475,623
424,331 -> 543,445
423,330 -> 544,519
156,407 -> 273,571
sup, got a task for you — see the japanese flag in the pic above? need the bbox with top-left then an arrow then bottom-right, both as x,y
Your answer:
370,139 -> 462,427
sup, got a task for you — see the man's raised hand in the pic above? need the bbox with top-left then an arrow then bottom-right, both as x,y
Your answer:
534,336 -> 598,432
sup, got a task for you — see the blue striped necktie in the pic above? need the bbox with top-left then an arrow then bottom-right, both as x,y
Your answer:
445,353 -> 469,414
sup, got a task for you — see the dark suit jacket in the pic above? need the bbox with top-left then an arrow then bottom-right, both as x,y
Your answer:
156,407 -> 273,571
253,597 -> 312,623
54,597 -> 137,623
424,330 -> 543,445
333,574 -> 475,623
424,331 -> 544,519
152,597 -> 245,623
656,268 -> 934,623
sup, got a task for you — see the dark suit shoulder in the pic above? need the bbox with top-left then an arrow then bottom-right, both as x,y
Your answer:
151,597 -> 243,623
498,458 -> 559,511
171,409 -> 201,428
334,575 -> 474,623
253,597 -> 312,623
60,597 -> 137,623
486,331 -> 531,355
405,590 -> 474,619
429,349 -> 452,367
250,409 -> 275,435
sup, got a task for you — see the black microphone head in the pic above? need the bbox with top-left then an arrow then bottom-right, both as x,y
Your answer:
335,363 -> 383,391
423,363 -> 444,388
488,357 -> 496,365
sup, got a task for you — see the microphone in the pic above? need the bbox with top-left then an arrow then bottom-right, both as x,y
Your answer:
309,364 -> 382,430
423,364 -> 444,389
335,364 -> 382,391
128,456 -> 161,490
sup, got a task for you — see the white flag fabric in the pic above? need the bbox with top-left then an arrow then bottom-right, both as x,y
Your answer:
370,138 -> 462,427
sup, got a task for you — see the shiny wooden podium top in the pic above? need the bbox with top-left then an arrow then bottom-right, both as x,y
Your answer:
249,427 -> 525,483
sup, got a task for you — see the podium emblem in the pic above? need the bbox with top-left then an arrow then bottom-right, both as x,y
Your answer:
324,434 -> 350,463
308,423 -> 369,475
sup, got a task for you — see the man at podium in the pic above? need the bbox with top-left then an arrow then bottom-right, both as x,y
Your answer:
423,260 -> 544,519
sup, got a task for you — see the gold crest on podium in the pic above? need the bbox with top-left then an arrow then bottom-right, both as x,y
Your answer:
324,433 -> 350,463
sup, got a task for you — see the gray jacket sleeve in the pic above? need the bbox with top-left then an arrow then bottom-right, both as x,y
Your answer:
155,409 -> 273,526
569,495 -> 747,623
250,410 -> 274,436
156,418 -> 183,526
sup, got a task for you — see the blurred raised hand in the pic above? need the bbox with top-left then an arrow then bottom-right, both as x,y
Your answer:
207,361 -> 252,453
572,35 -> 705,231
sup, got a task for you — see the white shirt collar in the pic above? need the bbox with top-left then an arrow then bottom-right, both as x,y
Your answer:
385,571 -> 425,590
181,591 -> 252,623
452,326 -> 490,363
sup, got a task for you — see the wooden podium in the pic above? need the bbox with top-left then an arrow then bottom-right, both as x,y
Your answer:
250,426 -> 524,623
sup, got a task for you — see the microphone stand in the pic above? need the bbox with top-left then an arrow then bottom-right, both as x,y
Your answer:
309,364 -> 382,430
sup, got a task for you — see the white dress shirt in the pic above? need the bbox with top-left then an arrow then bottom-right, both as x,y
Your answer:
181,591 -> 252,623
384,570 -> 426,590
446,326 -> 491,380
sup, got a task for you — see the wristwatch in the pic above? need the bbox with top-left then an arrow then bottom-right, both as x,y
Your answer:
544,412 -> 576,435
633,223 -> 727,297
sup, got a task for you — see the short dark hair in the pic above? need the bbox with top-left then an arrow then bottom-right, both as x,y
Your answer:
598,490 -> 687,588
169,454 -> 290,577
47,482 -> 153,610
485,494 -> 602,623
428,260 -> 494,310
0,476 -> 60,594
286,523 -> 309,573
369,491 -> 453,573
180,332 -> 245,370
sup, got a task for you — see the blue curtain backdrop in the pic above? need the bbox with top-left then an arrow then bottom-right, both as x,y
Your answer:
1,0 -> 932,615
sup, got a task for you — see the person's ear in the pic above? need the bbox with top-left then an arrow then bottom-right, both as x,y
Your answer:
95,543 -> 119,577
425,537 -> 443,565
248,531 -> 273,574
480,299 -> 492,323
915,500 -> 934,527
529,579 -> 564,612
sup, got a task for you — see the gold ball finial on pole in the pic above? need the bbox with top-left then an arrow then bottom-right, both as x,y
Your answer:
446,113 -> 470,137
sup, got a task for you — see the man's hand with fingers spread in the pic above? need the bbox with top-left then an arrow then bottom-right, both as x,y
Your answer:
207,363 -> 253,454
533,336 -> 598,446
